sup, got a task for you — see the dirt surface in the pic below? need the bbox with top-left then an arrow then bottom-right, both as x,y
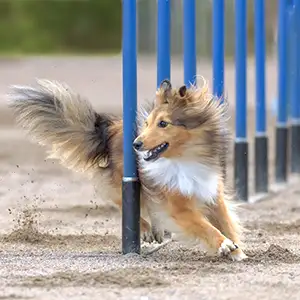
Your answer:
1,56 -> 300,300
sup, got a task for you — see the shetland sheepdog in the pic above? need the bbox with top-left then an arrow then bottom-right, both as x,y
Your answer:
7,78 -> 247,261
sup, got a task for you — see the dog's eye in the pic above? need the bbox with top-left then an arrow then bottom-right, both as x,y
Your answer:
158,120 -> 169,128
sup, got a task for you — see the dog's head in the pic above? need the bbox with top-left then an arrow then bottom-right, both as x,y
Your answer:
134,79 -> 229,165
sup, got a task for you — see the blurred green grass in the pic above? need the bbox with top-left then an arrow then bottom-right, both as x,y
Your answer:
0,0 -> 277,58
0,0 -> 121,55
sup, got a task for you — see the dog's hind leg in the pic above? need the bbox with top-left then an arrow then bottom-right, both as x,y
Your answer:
113,199 -> 159,244
144,200 -> 165,244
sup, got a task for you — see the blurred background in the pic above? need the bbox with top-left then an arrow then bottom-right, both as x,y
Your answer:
0,0 -> 280,196
0,0 -> 277,57
0,0 -> 279,125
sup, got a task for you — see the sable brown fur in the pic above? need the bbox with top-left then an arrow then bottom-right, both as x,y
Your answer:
150,78 -> 230,169
7,78 -> 247,261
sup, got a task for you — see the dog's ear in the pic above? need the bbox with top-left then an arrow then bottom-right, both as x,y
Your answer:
155,79 -> 173,106
160,79 -> 172,92
178,85 -> 187,97
174,84 -> 189,107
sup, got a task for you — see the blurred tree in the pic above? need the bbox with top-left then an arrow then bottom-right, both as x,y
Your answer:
0,0 -> 121,54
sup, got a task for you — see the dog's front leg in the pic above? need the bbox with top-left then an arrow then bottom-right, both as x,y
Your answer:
206,181 -> 247,261
165,192 -> 246,261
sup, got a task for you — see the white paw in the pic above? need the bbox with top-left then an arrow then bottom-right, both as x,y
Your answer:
141,228 -> 164,244
164,230 -> 172,239
230,249 -> 248,261
152,228 -> 164,244
141,230 -> 155,243
218,238 -> 239,257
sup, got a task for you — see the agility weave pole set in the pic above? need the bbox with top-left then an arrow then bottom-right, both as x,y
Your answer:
121,0 -> 300,254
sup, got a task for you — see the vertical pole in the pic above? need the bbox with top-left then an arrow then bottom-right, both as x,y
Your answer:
290,0 -> 300,173
212,0 -> 226,179
122,0 -> 140,255
212,0 -> 225,100
157,0 -> 172,241
287,1 -> 294,120
254,0 -> 268,193
183,0 -> 197,87
234,0 -> 248,201
157,0 -> 171,87
275,0 -> 289,183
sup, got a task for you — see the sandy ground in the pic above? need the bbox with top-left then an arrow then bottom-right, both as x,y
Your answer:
0,56 -> 300,300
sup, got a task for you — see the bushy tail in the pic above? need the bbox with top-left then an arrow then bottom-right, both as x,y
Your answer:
7,79 -> 114,173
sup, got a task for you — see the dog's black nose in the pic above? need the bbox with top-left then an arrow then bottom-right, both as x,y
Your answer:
133,140 -> 143,150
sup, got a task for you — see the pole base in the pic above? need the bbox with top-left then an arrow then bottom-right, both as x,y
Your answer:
290,124 -> 300,173
234,140 -> 248,202
122,179 -> 141,254
275,126 -> 288,183
255,135 -> 269,193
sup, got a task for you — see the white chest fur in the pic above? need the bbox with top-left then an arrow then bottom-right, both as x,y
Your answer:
140,157 -> 219,204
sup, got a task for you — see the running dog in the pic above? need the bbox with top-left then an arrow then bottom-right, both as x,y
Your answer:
7,78 -> 247,261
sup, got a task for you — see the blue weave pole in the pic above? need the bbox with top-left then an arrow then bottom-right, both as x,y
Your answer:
287,2 -> 294,119
122,0 -> 140,254
212,0 -> 224,100
212,0 -> 226,179
290,0 -> 300,173
275,0 -> 289,182
234,0 -> 248,201
157,0 -> 171,87
254,0 -> 268,193
183,0 -> 196,87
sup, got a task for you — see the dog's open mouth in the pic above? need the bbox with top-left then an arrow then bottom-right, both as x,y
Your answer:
144,142 -> 169,161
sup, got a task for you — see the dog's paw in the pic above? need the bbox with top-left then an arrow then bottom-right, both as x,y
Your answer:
218,239 -> 247,261
230,248 -> 248,261
141,228 -> 164,244
164,230 -> 172,239
152,228 -> 164,244
218,238 -> 239,257
141,230 -> 155,243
